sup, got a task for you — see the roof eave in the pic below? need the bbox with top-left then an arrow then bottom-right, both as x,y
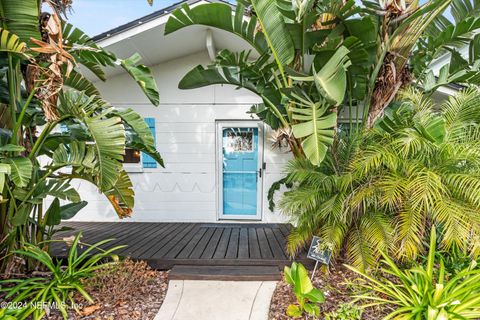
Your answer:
91,0 -> 233,44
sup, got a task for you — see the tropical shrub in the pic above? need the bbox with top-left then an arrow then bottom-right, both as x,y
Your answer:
0,233 -> 123,320
0,0 -> 162,272
347,228 -> 480,319
324,303 -> 363,320
280,88 -> 480,269
165,0 -> 480,166
284,262 -> 325,318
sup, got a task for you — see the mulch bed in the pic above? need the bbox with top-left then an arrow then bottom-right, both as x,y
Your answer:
269,263 -> 391,320
1,259 -> 169,320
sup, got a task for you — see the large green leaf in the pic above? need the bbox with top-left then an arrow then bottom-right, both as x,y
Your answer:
5,157 -> 32,187
51,142 -> 96,171
422,59 -> 480,92
293,262 -> 313,295
312,46 -> 351,105
0,0 -> 40,44
120,53 -> 160,106
51,142 -> 133,218
116,108 -> 164,167
62,23 -> 116,81
60,201 -> 88,220
104,170 -> 134,218
12,203 -> 32,226
0,28 -> 26,54
63,69 -> 101,97
45,198 -> 61,226
165,2 -> 268,54
18,179 -> 81,204
86,114 -> 125,191
58,91 -> 126,191
178,49 -> 274,92
0,163 -> 10,199
290,91 -> 337,166
250,0 -> 295,67
391,0 -> 451,73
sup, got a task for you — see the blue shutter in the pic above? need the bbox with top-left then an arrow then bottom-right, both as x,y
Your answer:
142,117 -> 157,168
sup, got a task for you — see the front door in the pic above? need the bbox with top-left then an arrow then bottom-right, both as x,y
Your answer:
217,121 -> 263,220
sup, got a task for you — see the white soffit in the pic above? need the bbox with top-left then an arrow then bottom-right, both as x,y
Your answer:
86,0 -> 258,81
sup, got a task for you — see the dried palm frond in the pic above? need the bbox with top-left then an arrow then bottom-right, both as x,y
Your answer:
45,0 -> 73,19
270,127 -> 294,151
28,3 -> 77,121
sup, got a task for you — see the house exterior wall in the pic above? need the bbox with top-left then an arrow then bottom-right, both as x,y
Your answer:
69,52 -> 292,223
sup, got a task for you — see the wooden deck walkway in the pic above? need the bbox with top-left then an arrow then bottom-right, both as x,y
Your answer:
51,222 -> 309,272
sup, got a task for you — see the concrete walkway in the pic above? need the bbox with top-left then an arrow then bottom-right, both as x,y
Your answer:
154,280 -> 277,320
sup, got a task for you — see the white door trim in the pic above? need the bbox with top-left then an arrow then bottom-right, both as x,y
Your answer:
216,120 -> 264,221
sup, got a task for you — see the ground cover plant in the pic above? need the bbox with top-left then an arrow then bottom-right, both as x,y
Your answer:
0,234 -> 122,319
284,262 -> 325,318
347,228 -> 480,319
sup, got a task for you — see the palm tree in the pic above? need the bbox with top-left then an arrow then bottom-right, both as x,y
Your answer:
281,88 -> 480,270
0,0 -> 162,272
165,0 -> 480,165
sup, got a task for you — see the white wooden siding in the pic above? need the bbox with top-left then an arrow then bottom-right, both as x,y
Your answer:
69,52 -> 292,223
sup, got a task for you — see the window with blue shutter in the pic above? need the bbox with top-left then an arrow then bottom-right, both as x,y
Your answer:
142,117 -> 157,168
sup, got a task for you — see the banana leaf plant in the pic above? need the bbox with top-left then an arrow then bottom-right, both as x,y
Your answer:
165,0 -> 480,166
0,0 -> 163,273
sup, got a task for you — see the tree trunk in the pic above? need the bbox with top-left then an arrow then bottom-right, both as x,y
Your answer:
366,54 -> 412,128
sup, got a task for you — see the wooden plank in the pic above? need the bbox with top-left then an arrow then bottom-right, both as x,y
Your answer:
115,223 -> 172,257
169,265 -> 281,281
238,228 -> 249,259
256,228 -> 274,259
52,222 -> 301,271
147,258 -> 312,270
264,228 -> 286,259
272,227 -> 287,251
130,223 -> 180,257
212,227 -> 231,259
164,224 -> 203,259
279,224 -> 291,238
200,228 -> 224,259
136,223 -> 186,258
150,224 -> 197,258
189,228 -> 215,259
79,223 -> 149,255
83,222 -> 149,249
225,228 -> 240,259
55,222 -> 96,234
77,222 -> 142,244
176,227 -> 208,259
248,228 -> 261,259
52,223 -> 144,257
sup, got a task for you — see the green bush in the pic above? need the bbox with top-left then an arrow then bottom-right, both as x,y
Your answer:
284,262 -> 325,318
324,303 -> 363,320
0,233 -> 124,319
279,88 -> 480,270
347,228 -> 480,319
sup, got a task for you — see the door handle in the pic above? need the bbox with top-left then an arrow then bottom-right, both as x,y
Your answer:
258,168 -> 262,178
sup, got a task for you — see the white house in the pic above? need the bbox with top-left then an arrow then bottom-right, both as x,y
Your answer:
69,0 -> 459,224
70,0 -> 293,223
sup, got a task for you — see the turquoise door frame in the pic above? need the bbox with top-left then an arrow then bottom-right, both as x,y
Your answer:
216,121 -> 264,220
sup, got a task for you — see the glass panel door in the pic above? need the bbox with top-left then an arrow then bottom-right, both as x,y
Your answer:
217,122 -> 263,220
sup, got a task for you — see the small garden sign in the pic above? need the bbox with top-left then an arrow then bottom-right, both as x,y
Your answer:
307,236 -> 333,278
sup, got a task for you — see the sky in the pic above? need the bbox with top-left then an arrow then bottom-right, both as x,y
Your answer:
66,0 -> 184,37
65,0 -> 450,38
